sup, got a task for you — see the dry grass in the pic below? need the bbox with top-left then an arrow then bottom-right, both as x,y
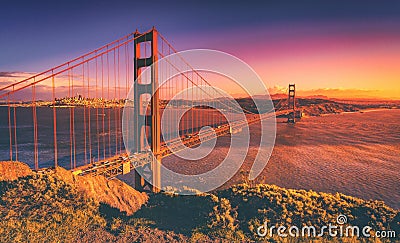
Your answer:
0,161 -> 32,181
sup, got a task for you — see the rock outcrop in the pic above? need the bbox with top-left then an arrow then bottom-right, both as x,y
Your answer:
0,161 -> 33,181
0,162 -> 147,215
50,167 -> 148,215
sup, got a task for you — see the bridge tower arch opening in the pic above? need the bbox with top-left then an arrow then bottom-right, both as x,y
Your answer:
133,28 -> 161,192
287,84 -> 296,123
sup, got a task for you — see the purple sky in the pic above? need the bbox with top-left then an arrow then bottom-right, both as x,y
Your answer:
1,0 -> 400,98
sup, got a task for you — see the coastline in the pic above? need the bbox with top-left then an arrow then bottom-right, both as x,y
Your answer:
301,107 -> 398,118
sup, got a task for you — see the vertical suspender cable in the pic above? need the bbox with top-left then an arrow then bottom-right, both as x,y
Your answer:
8,94 -> 12,161
96,52 -> 100,162
68,65 -> 73,169
13,86 -> 18,161
52,72 -> 58,167
72,68 -> 76,168
32,81 -> 38,170
102,55 -> 106,160
83,59 -> 87,164
87,61 -> 92,163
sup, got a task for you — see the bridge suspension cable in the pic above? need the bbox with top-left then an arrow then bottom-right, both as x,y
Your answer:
158,32 -> 258,115
0,31 -> 141,93
0,27 -> 294,181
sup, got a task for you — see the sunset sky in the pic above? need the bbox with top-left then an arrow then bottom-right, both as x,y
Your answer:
1,0 -> 399,99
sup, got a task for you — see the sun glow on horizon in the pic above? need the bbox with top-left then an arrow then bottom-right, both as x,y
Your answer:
1,71 -> 398,101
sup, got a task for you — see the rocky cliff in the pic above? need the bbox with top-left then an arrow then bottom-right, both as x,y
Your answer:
0,162 -> 147,215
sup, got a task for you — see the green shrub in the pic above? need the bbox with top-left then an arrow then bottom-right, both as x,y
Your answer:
217,183 -> 399,242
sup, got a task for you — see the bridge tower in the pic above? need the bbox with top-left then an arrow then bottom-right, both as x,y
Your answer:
287,84 -> 296,123
133,28 -> 161,192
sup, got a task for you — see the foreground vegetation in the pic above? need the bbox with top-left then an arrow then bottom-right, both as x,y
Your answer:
0,174 -> 105,242
0,171 -> 398,242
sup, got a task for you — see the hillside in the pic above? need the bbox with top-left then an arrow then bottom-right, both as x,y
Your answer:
297,98 -> 360,116
218,184 -> 400,241
233,97 -> 399,117
130,184 -> 399,242
0,162 -> 398,242
293,98 -> 399,117
0,172 -> 105,242
232,97 -> 362,116
0,162 -> 148,216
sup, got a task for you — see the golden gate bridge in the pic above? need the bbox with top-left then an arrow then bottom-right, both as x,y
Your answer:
0,28 -> 299,192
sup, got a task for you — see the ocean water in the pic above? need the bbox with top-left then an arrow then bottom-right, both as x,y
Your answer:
163,109 -> 400,209
0,106 -> 124,168
266,110 -> 400,209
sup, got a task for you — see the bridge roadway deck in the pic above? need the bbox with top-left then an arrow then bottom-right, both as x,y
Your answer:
71,110 -> 290,178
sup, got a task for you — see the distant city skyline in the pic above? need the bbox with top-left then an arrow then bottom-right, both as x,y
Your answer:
1,1 -> 399,99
